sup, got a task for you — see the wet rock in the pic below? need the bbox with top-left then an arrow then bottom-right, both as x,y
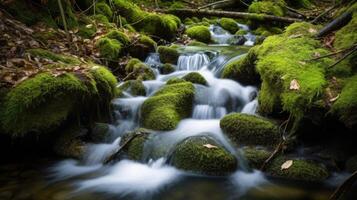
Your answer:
182,72 -> 207,85
160,63 -> 175,75
90,123 -> 110,143
227,35 -> 247,45
242,146 -> 271,169
158,46 -> 180,65
53,127 -> 88,159
171,136 -> 237,176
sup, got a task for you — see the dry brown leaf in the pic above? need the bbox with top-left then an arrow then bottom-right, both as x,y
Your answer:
203,144 -> 218,149
281,160 -> 293,170
290,79 -> 300,90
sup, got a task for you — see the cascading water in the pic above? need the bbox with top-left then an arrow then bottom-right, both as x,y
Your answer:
48,24 -> 268,200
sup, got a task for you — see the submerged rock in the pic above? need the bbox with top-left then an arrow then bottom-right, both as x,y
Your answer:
220,113 -> 280,146
140,82 -> 195,131
171,136 -> 237,176
266,156 -> 329,182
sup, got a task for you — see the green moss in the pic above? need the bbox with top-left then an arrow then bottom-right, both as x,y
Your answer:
161,63 -> 175,74
183,72 -> 207,85
171,136 -> 237,176
128,35 -> 157,60
105,30 -> 131,46
95,2 -> 113,18
235,29 -> 248,36
166,77 -> 186,85
91,14 -> 110,25
248,1 -> 286,17
78,24 -> 97,39
242,146 -> 271,169
158,46 -> 180,64
284,22 -> 321,37
185,25 -> 211,43
125,59 -> 155,81
221,54 -> 260,85
169,1 -> 185,9
220,18 -> 239,34
346,155 -> 357,173
95,37 -> 122,60
119,80 -> 146,96
253,26 -> 283,37
331,75 -> 357,127
27,49 -> 81,65
127,134 -> 147,161
91,123 -> 110,143
220,113 -> 280,146
0,65 -> 117,137
267,156 -> 329,182
139,35 -> 157,50
140,82 -> 194,130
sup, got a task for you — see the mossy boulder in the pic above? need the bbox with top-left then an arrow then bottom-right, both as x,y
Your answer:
158,46 -> 180,64
105,30 -> 131,46
27,49 -> 81,65
266,156 -> 329,182
185,25 -> 211,44
182,72 -> 207,85
0,56 -> 117,136
220,113 -> 280,146
331,75 -> 357,127
248,0 -> 286,17
284,22 -> 321,38
95,2 -> 113,18
242,146 -> 271,169
126,133 -> 148,161
125,58 -> 155,81
119,80 -> 146,96
90,123 -> 110,143
160,63 -> 175,74
95,37 -> 122,60
219,18 -> 239,34
129,35 -> 157,60
140,82 -> 195,130
171,136 -> 237,176
221,54 -> 260,85
166,77 -> 186,85
346,155 -> 357,173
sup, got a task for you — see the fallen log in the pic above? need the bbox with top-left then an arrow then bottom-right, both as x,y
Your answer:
316,11 -> 352,38
329,171 -> 357,200
157,9 -> 303,23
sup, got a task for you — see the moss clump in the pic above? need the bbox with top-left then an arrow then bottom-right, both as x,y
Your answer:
139,35 -> 157,50
220,18 -> 239,34
0,65 -> 117,136
161,63 -> 175,74
140,82 -> 195,130
331,75 -> 357,127
235,29 -> 248,36
221,54 -> 260,85
91,123 -> 110,143
91,14 -> 110,25
248,1 -> 286,17
253,26 -> 283,37
95,38 -> 122,60
125,58 -> 155,81
126,134 -> 148,161
119,80 -> 146,96
113,0 -> 180,40
171,136 -> 237,176
129,35 -> 157,59
220,113 -> 280,146
27,49 -> 81,65
105,30 -> 131,46
186,25 -> 211,43
183,72 -> 207,85
242,146 -> 271,169
95,2 -> 113,18
267,156 -> 329,182
158,46 -> 180,64
284,22 -> 321,37
166,77 -> 186,85
346,155 -> 357,173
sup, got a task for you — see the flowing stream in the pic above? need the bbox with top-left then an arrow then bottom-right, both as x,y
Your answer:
0,23 -> 336,200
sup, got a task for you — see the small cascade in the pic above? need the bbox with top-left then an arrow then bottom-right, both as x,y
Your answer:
192,104 -> 227,119
210,24 -> 256,46
177,53 -> 210,71
210,25 -> 233,45
145,53 -> 161,67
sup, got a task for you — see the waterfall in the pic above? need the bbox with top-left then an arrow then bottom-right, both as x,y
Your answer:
177,53 -> 210,71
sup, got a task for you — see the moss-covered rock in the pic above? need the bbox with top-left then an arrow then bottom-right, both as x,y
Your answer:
27,49 -> 81,65
126,133 -> 148,161
95,37 -> 122,60
160,63 -> 175,74
91,123 -> 110,143
129,35 -> 157,60
221,54 -> 260,85
219,18 -> 239,34
119,80 -> 146,96
0,60 -> 117,136
235,29 -> 248,36
166,77 -> 186,85
220,113 -> 280,146
171,136 -> 237,176
158,46 -> 180,64
185,25 -> 211,43
183,72 -> 207,85
242,146 -> 271,169
346,155 -> 357,173
105,30 -> 131,46
124,58 -> 155,81
113,0 -> 180,40
95,2 -> 113,19
266,156 -> 329,182
253,26 -> 283,37
284,22 -> 321,37
140,82 -> 195,130
331,75 -> 357,127
248,0 -> 286,17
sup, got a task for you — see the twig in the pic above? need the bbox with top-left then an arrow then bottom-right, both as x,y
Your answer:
329,171 -> 357,200
311,5 -> 337,24
285,6 -> 307,18
328,46 -> 357,69
305,45 -> 355,62
198,0 -> 231,10
239,0 -> 250,7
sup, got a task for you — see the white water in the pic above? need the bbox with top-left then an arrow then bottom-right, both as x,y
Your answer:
49,25 -> 266,198
210,24 -> 256,46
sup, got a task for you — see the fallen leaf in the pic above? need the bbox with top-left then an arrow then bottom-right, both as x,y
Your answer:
290,79 -> 300,90
203,144 -> 218,149
281,160 -> 293,170
308,28 -> 317,34
299,61 -> 306,65
313,52 -> 321,58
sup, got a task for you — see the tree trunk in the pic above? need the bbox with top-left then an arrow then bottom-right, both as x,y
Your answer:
157,8 -> 303,23
316,11 -> 352,38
